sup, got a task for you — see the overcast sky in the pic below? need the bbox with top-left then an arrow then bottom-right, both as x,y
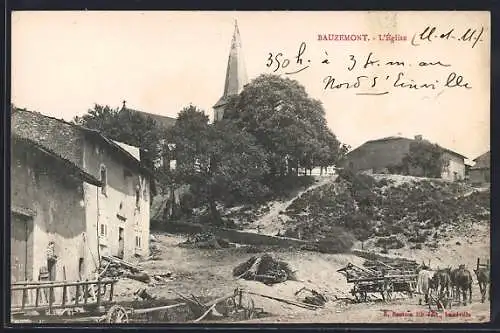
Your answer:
12,11 -> 490,161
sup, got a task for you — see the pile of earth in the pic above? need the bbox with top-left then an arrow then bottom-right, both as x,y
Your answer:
283,170 -> 490,246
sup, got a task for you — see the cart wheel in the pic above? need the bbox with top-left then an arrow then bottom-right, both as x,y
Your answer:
106,305 -> 129,323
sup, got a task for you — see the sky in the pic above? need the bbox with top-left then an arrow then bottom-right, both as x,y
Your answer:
11,11 -> 490,161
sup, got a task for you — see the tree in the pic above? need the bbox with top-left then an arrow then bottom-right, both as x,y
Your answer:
223,74 -> 343,175
170,106 -> 270,225
74,103 -> 167,173
402,141 -> 449,178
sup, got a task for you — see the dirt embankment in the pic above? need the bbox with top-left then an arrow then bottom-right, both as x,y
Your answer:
281,172 -> 490,253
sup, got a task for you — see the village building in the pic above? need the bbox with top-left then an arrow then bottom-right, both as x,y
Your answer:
213,21 -> 248,122
469,151 -> 490,185
11,109 -> 153,291
11,134 -> 102,306
342,135 -> 467,181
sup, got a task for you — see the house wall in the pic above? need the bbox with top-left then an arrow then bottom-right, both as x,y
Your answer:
441,152 -> 465,181
344,139 -> 412,172
11,144 -> 86,295
82,139 -> 150,268
469,168 -> 490,184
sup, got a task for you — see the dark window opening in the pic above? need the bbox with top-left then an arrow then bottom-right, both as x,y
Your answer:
135,185 -> 140,210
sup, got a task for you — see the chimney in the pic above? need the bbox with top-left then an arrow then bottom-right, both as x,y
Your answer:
415,135 -> 423,141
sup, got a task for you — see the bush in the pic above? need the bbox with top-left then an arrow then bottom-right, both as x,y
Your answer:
375,235 -> 405,249
408,234 -> 427,243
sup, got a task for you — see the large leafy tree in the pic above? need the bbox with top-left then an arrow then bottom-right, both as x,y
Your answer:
223,74 -> 343,175
73,104 -> 167,172
170,105 -> 269,225
402,141 -> 449,178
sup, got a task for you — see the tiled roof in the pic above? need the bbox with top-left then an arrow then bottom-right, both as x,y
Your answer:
12,133 -> 102,186
12,108 -> 154,178
12,108 -> 84,167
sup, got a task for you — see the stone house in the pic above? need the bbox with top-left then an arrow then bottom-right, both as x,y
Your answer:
469,151 -> 490,185
11,134 -> 102,306
342,135 -> 467,181
11,109 -> 153,289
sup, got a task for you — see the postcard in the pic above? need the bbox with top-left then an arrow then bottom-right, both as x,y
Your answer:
10,11 -> 490,324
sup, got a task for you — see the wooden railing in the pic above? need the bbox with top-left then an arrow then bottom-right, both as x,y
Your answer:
11,279 -> 117,314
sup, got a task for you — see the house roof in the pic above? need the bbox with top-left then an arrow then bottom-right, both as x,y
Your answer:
471,150 -> 490,169
364,136 -> 410,144
349,136 -> 467,160
121,106 -> 176,129
12,134 -> 102,186
112,140 -> 141,162
12,108 -> 154,178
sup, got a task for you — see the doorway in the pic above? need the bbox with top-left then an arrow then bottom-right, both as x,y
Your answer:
11,213 -> 31,307
118,227 -> 124,259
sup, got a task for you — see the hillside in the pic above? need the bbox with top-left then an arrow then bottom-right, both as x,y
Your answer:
280,171 -> 490,253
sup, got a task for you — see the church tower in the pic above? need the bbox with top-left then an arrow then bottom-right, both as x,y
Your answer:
213,20 -> 248,122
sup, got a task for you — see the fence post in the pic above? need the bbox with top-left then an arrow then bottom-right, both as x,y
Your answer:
62,285 -> 67,306
84,280 -> 88,306
48,285 -> 54,314
35,286 -> 39,308
75,281 -> 80,306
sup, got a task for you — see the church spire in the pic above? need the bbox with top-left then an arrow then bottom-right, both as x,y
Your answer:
213,20 -> 248,121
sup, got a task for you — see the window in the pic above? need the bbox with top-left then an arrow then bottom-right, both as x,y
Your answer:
99,224 -> 107,237
100,165 -> 107,195
135,184 -> 141,210
135,235 -> 142,249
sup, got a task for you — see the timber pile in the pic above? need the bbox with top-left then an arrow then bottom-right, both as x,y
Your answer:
99,255 -> 172,285
233,254 -> 297,285
180,232 -> 232,249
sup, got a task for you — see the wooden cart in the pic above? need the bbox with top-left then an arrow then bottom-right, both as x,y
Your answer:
337,262 -> 418,303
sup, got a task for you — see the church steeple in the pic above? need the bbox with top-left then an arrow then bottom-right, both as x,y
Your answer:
213,20 -> 248,122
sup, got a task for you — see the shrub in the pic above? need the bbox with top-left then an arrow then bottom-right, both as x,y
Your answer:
375,235 -> 405,249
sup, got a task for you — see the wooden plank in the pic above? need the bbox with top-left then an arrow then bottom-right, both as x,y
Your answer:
12,279 -> 116,290
244,291 -> 320,310
101,255 -> 140,272
13,279 -> 116,287
132,302 -> 186,314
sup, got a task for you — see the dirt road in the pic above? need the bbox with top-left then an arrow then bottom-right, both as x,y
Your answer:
114,223 -> 490,324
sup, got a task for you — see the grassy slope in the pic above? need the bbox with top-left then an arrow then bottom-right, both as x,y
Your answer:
282,171 -> 490,251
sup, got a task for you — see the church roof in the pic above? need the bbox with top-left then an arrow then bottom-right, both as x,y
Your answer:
120,104 -> 176,129
214,21 -> 248,108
